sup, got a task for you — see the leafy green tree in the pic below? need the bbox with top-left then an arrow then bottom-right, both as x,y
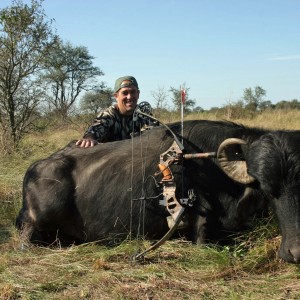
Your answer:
80,83 -> 114,115
169,85 -> 195,112
275,99 -> 300,110
42,40 -> 103,118
0,0 -> 56,151
193,106 -> 204,113
242,86 -> 266,112
258,100 -> 274,111
290,99 -> 300,109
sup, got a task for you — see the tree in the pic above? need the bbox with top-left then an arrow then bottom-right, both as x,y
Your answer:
80,83 -> 114,115
193,106 -> 204,113
258,100 -> 274,111
222,100 -> 246,119
242,86 -> 266,112
275,99 -> 300,110
42,40 -> 103,118
0,0 -> 56,151
151,86 -> 168,109
169,85 -> 195,112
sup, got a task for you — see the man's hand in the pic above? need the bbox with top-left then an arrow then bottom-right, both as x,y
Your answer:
76,138 -> 98,148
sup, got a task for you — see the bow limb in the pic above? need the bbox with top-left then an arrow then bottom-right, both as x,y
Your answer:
131,206 -> 186,261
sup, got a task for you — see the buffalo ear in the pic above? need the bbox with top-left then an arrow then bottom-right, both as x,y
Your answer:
236,187 -> 265,224
217,138 -> 256,184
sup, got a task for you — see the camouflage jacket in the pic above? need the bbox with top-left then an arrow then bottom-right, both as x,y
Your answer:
83,104 -> 156,143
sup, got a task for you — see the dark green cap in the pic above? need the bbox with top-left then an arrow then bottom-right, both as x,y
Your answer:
114,76 -> 139,93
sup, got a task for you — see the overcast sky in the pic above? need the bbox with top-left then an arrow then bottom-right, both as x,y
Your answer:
1,0 -> 300,109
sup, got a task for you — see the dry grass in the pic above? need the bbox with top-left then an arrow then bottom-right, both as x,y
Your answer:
0,234 -> 299,299
157,109 -> 300,130
186,109 -> 300,130
0,110 -> 300,299
232,110 -> 300,130
0,234 -> 300,300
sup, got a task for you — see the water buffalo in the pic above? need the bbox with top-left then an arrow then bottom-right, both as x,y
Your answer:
16,120 -> 300,263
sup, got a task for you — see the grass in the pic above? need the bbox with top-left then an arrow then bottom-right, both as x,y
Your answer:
0,110 -> 300,299
0,236 -> 299,299
158,109 -> 300,130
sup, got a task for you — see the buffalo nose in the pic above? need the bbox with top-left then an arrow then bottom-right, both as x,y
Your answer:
289,247 -> 300,263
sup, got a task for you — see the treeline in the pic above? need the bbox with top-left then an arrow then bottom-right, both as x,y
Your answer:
207,86 -> 300,119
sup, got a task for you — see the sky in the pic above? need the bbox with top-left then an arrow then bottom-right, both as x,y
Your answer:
1,0 -> 300,109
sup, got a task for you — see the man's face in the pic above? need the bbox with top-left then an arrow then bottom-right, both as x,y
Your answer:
114,86 -> 140,116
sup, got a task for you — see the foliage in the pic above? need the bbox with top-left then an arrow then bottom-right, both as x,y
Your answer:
218,86 -> 299,121
242,86 -> 266,112
0,0 -> 57,152
42,39 -> 103,118
275,99 -> 300,110
193,106 -> 204,113
80,83 -> 114,115
259,100 -> 274,111
169,85 -> 196,112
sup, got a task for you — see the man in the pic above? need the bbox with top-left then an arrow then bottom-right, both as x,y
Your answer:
76,75 -> 155,148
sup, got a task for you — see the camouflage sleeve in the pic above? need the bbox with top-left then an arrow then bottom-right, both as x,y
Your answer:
83,106 -> 116,142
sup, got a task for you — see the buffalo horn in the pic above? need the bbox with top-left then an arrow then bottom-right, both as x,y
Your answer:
217,138 -> 256,184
